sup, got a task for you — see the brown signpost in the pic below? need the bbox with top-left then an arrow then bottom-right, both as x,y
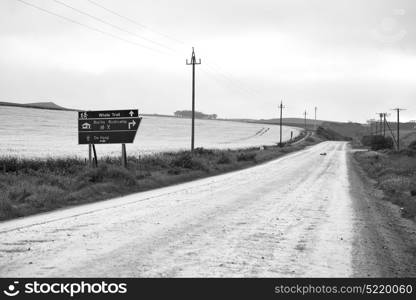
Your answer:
78,109 -> 141,167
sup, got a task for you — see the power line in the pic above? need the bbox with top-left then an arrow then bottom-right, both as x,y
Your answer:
16,0 -> 167,53
204,59 -> 263,97
55,0 -> 263,102
15,0 -> 268,109
202,64 -> 260,98
15,0 -> 164,53
86,0 -> 184,45
199,68 -> 254,100
200,66 -> 259,100
52,0 -> 172,50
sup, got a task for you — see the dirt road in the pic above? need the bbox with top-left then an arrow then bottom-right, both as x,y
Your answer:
1,141 -> 415,277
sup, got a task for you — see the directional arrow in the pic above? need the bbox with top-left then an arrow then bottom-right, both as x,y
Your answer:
129,110 -> 134,117
128,120 -> 136,129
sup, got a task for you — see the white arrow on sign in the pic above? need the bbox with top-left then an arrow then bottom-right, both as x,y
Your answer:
129,111 -> 134,117
128,120 -> 136,129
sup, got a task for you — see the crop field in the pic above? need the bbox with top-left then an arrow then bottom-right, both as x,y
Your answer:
0,106 -> 301,158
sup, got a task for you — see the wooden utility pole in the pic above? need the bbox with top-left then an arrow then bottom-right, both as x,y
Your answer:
382,113 -> 388,137
392,108 -> 405,150
385,117 -> 398,148
186,47 -> 201,152
303,110 -> 307,131
278,100 -> 285,146
376,113 -> 383,135
314,106 -> 317,131
367,119 -> 376,136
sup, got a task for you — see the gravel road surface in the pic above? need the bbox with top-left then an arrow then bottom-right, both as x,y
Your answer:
1,141 -> 415,277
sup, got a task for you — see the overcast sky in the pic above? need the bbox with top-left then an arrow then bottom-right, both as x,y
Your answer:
1,0 -> 415,122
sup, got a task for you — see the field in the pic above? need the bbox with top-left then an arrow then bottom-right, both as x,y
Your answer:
0,106 -> 300,158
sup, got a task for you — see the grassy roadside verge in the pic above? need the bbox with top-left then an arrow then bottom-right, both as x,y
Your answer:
0,132 -> 321,221
353,149 -> 416,219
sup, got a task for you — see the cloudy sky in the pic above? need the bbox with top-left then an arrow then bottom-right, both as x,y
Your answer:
1,0 -> 415,122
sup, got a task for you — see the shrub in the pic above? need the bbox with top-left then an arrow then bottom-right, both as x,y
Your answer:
237,152 -> 256,161
8,187 -> 31,203
398,148 -> 416,157
193,147 -> 214,155
105,165 -> 137,186
0,195 -> 19,219
167,168 -> 181,175
217,153 -> 232,164
38,186 -> 64,206
140,154 -> 170,169
81,166 -> 106,183
408,140 -> 416,150
361,135 -> 394,150
170,153 -> 208,171
316,126 -> 351,141
379,176 -> 411,193
0,157 -> 85,174
78,164 -> 137,186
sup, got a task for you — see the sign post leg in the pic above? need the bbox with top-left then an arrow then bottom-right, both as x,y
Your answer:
92,144 -> 98,167
88,144 -> 92,166
122,143 -> 127,168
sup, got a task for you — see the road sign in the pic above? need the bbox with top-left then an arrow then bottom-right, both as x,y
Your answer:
78,109 -> 141,144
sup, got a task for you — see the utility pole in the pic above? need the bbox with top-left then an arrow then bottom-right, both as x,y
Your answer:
314,106 -> 317,131
278,100 -> 285,146
304,110 -> 307,131
376,113 -> 384,136
382,113 -> 388,137
392,108 -> 405,151
367,119 -> 375,136
369,119 -> 376,136
186,47 -> 201,152
379,113 -> 383,135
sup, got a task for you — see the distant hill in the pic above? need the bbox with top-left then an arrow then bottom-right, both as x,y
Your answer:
0,101 -> 75,111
